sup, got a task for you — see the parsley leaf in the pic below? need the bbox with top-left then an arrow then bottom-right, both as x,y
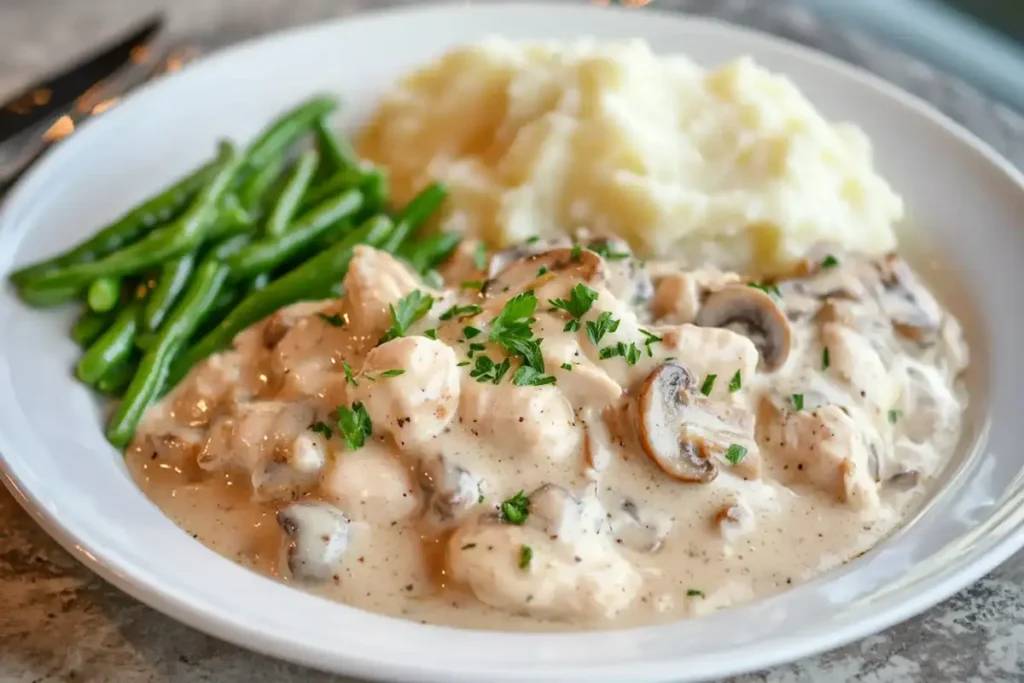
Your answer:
598,341 -> 641,365
550,283 -> 599,331
380,369 -> 405,378
469,356 -> 511,384
440,304 -> 482,321
473,242 -> 488,270
461,280 -> 485,290
560,362 -> 573,371
501,491 -> 530,525
570,244 -> 582,262
888,409 -> 902,424
725,444 -> 747,465
791,394 -> 805,411
512,365 -> 557,386
639,328 -> 662,356
380,290 -> 433,344
310,421 -> 333,438
821,254 -> 840,268
342,362 -> 357,386
729,370 -> 742,393
586,311 -> 620,346
822,347 -> 831,370
317,312 -> 345,327
589,242 -> 630,261
336,402 -> 372,450
456,361 -> 470,367
519,545 -> 533,569
488,290 -> 549,378
423,328 -> 437,340
700,374 -> 717,396
748,282 -> 782,298
463,326 -> 481,339
537,265 -> 549,277
686,588 -> 705,598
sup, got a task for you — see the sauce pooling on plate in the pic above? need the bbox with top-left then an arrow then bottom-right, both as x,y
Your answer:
127,236 -> 967,630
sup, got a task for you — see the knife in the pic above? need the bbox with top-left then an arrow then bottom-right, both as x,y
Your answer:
0,15 -> 163,145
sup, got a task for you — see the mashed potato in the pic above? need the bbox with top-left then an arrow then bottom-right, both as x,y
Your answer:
358,38 -> 904,274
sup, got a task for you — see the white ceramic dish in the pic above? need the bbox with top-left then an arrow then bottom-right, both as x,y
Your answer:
0,3 -> 1022,682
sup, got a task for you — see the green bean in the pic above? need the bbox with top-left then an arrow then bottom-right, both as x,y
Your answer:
77,300 -> 142,385
71,310 -> 112,348
28,142 -> 243,292
265,149 -> 319,238
143,252 -> 196,331
381,182 -> 449,254
107,258 -> 232,448
237,154 -> 288,215
299,167 -> 365,212
87,277 -> 122,313
18,282 -> 81,308
314,117 -> 359,175
225,188 -> 363,281
135,332 -> 156,351
96,355 -> 138,397
246,274 -> 270,293
360,168 -> 388,214
9,161 -> 217,288
241,95 -> 336,179
403,232 -> 462,274
177,215 -> 394,377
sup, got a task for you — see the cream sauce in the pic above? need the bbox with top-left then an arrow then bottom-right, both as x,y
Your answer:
127,237 -> 968,631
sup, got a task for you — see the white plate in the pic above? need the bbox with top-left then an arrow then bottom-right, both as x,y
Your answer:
0,3 -> 1022,682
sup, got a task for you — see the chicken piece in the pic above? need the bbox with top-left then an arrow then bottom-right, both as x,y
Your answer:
320,446 -> 419,524
651,269 -> 741,325
349,336 -> 460,451
457,379 -> 581,465
657,325 -> 759,400
197,401 -> 324,501
261,300 -> 336,348
756,398 -> 880,509
168,350 -> 247,428
343,246 -> 427,339
448,487 -> 641,619
820,322 -> 896,414
268,313 -> 368,400
532,314 -> 622,408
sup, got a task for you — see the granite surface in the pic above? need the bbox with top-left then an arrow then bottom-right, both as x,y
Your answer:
1,1 -> 1022,681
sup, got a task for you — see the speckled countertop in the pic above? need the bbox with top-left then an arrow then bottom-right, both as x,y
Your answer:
1,1 -> 1022,681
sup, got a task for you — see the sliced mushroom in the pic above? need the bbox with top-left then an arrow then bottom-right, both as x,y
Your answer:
695,286 -> 792,372
636,363 -> 717,483
486,238 -> 570,278
874,255 -> 943,343
418,455 -> 482,524
484,246 -> 603,296
887,470 -> 921,489
714,503 -> 755,542
609,498 -> 672,552
277,502 -> 351,583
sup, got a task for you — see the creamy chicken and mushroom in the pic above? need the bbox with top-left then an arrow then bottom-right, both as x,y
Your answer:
127,236 -> 967,629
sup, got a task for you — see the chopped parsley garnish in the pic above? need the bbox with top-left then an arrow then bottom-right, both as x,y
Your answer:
519,544 -> 533,569
639,328 -> 662,356
586,311 -> 620,346
560,362 -> 573,371
791,393 -> 805,411
537,265 -> 549,277
461,543 -> 477,551
500,491 -> 530,525
463,326 -> 482,340
821,254 -> 840,268
729,370 -> 742,393
700,374 -> 717,396
888,409 -> 902,424
526,235 -> 541,244
748,282 -> 782,298
570,244 -> 582,262
725,444 -> 747,465
317,312 -> 345,327
380,290 -> 433,344
487,290 -> 553,383
549,283 -> 599,332
342,362 -> 357,386
336,402 -> 372,451
590,242 -> 630,261
380,369 -> 405,378
423,328 -> 438,340
512,365 -> 557,386
467,342 -> 486,357
461,280 -> 485,290
598,341 -> 642,365
440,304 -> 482,321
473,242 -> 488,270
686,589 -> 705,598
822,347 -> 831,370
469,356 -> 512,384
456,361 -> 470,367
310,421 -> 333,439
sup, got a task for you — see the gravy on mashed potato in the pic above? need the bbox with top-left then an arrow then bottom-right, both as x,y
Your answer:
358,38 -> 904,275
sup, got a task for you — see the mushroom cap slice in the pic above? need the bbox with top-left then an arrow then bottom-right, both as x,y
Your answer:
874,254 -> 943,343
484,246 -> 604,296
418,455 -> 482,525
636,363 -> 719,484
277,502 -> 351,583
695,285 -> 792,372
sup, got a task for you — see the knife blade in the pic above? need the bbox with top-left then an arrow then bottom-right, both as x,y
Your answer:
0,14 -> 164,146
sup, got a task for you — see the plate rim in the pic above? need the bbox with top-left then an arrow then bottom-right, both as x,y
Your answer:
1,2 -> 1023,681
